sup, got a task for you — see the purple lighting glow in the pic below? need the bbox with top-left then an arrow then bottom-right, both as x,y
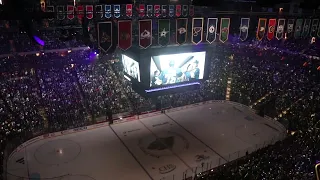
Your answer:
33,36 -> 45,46
145,82 -> 200,93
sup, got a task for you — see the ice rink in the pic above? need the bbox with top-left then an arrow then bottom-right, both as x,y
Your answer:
6,101 -> 286,180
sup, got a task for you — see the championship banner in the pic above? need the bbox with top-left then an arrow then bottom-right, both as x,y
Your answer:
219,18 -> 230,43
239,18 -> 250,41
182,5 -> 188,17
176,18 -> 188,45
276,19 -> 285,40
86,5 -> 93,19
139,4 -> 145,17
310,19 -> 319,37
206,18 -> 218,43
169,5 -> 174,17
302,19 -> 311,37
139,20 -> 152,49
118,20 -> 132,51
98,22 -> 112,52
158,19 -> 170,46
192,18 -> 204,45
147,5 -> 153,17
189,5 -> 194,16
47,6 -> 54,20
57,6 -> 65,20
105,5 -> 112,18
256,18 -> 267,41
161,5 -> 167,17
267,18 -> 276,40
77,5 -> 84,19
154,5 -> 160,17
176,5 -> 181,17
126,4 -> 132,18
67,5 -> 74,20
114,5 -> 120,18
95,5 -> 103,19
287,19 -> 295,38
294,19 -> 303,39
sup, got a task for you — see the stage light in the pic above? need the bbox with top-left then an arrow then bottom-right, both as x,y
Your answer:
33,36 -> 45,46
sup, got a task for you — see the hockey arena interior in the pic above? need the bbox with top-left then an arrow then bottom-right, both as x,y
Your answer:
1,0 -> 320,180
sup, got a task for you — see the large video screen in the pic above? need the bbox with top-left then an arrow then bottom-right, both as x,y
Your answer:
150,51 -> 206,87
122,54 -> 140,82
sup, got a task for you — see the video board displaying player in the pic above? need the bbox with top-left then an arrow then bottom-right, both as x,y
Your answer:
122,54 -> 140,82
150,51 -> 206,87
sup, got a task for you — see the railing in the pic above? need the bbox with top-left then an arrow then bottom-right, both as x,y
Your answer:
2,100 -> 287,180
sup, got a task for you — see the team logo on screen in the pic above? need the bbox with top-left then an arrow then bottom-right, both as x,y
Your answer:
122,55 -> 140,82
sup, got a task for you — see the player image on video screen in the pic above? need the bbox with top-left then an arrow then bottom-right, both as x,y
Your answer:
122,54 -> 140,82
150,51 -> 206,87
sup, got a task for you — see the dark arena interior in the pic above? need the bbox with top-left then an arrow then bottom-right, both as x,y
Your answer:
1,0 -> 320,179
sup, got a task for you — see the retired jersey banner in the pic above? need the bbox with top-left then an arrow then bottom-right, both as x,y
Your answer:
276,19 -> 285,40
267,19 -> 276,40
239,18 -> 250,41
310,19 -> 319,37
57,6 -> 65,20
287,19 -> 295,38
256,18 -> 267,41
126,4 -> 132,18
161,5 -> 167,17
118,20 -> 132,51
86,5 -> 93,19
302,19 -> 311,37
169,5 -> 174,17
105,5 -> 112,18
206,18 -> 218,43
154,5 -> 160,17
158,19 -> 170,46
139,4 -> 145,17
294,19 -> 303,39
114,5 -> 120,18
95,5 -> 103,18
139,20 -> 152,49
98,22 -> 112,52
77,5 -> 84,19
147,5 -> 153,17
189,5 -> 194,16
176,18 -> 188,45
67,5 -> 74,20
176,5 -> 181,17
192,18 -> 204,45
182,5 -> 188,17
219,18 -> 230,43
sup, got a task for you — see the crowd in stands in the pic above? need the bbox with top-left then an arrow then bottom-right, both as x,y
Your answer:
1,22 -> 320,180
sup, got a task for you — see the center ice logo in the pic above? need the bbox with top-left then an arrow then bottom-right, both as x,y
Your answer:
147,137 -> 175,150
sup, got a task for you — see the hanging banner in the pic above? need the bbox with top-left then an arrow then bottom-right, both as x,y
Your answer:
267,18 -> 276,40
302,19 -> 311,37
118,20 -> 132,51
114,5 -> 120,18
219,18 -> 230,43
310,19 -> 319,37
57,6 -> 65,20
256,18 -> 267,41
158,19 -> 170,46
86,5 -> 93,19
182,5 -> 188,17
276,19 -> 285,40
176,18 -> 188,45
139,4 -> 145,17
105,5 -> 112,18
139,20 -> 152,49
154,5 -> 160,17
294,19 -> 303,39
287,19 -> 295,38
47,6 -> 54,21
191,18 -> 204,45
169,5 -> 174,17
176,5 -> 181,17
147,5 -> 153,17
206,18 -> 218,43
161,5 -> 167,17
77,5 -> 84,20
95,5 -> 103,19
98,22 -> 112,52
126,4 -> 132,18
67,5 -> 74,20
239,18 -> 250,41
189,5 -> 194,16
